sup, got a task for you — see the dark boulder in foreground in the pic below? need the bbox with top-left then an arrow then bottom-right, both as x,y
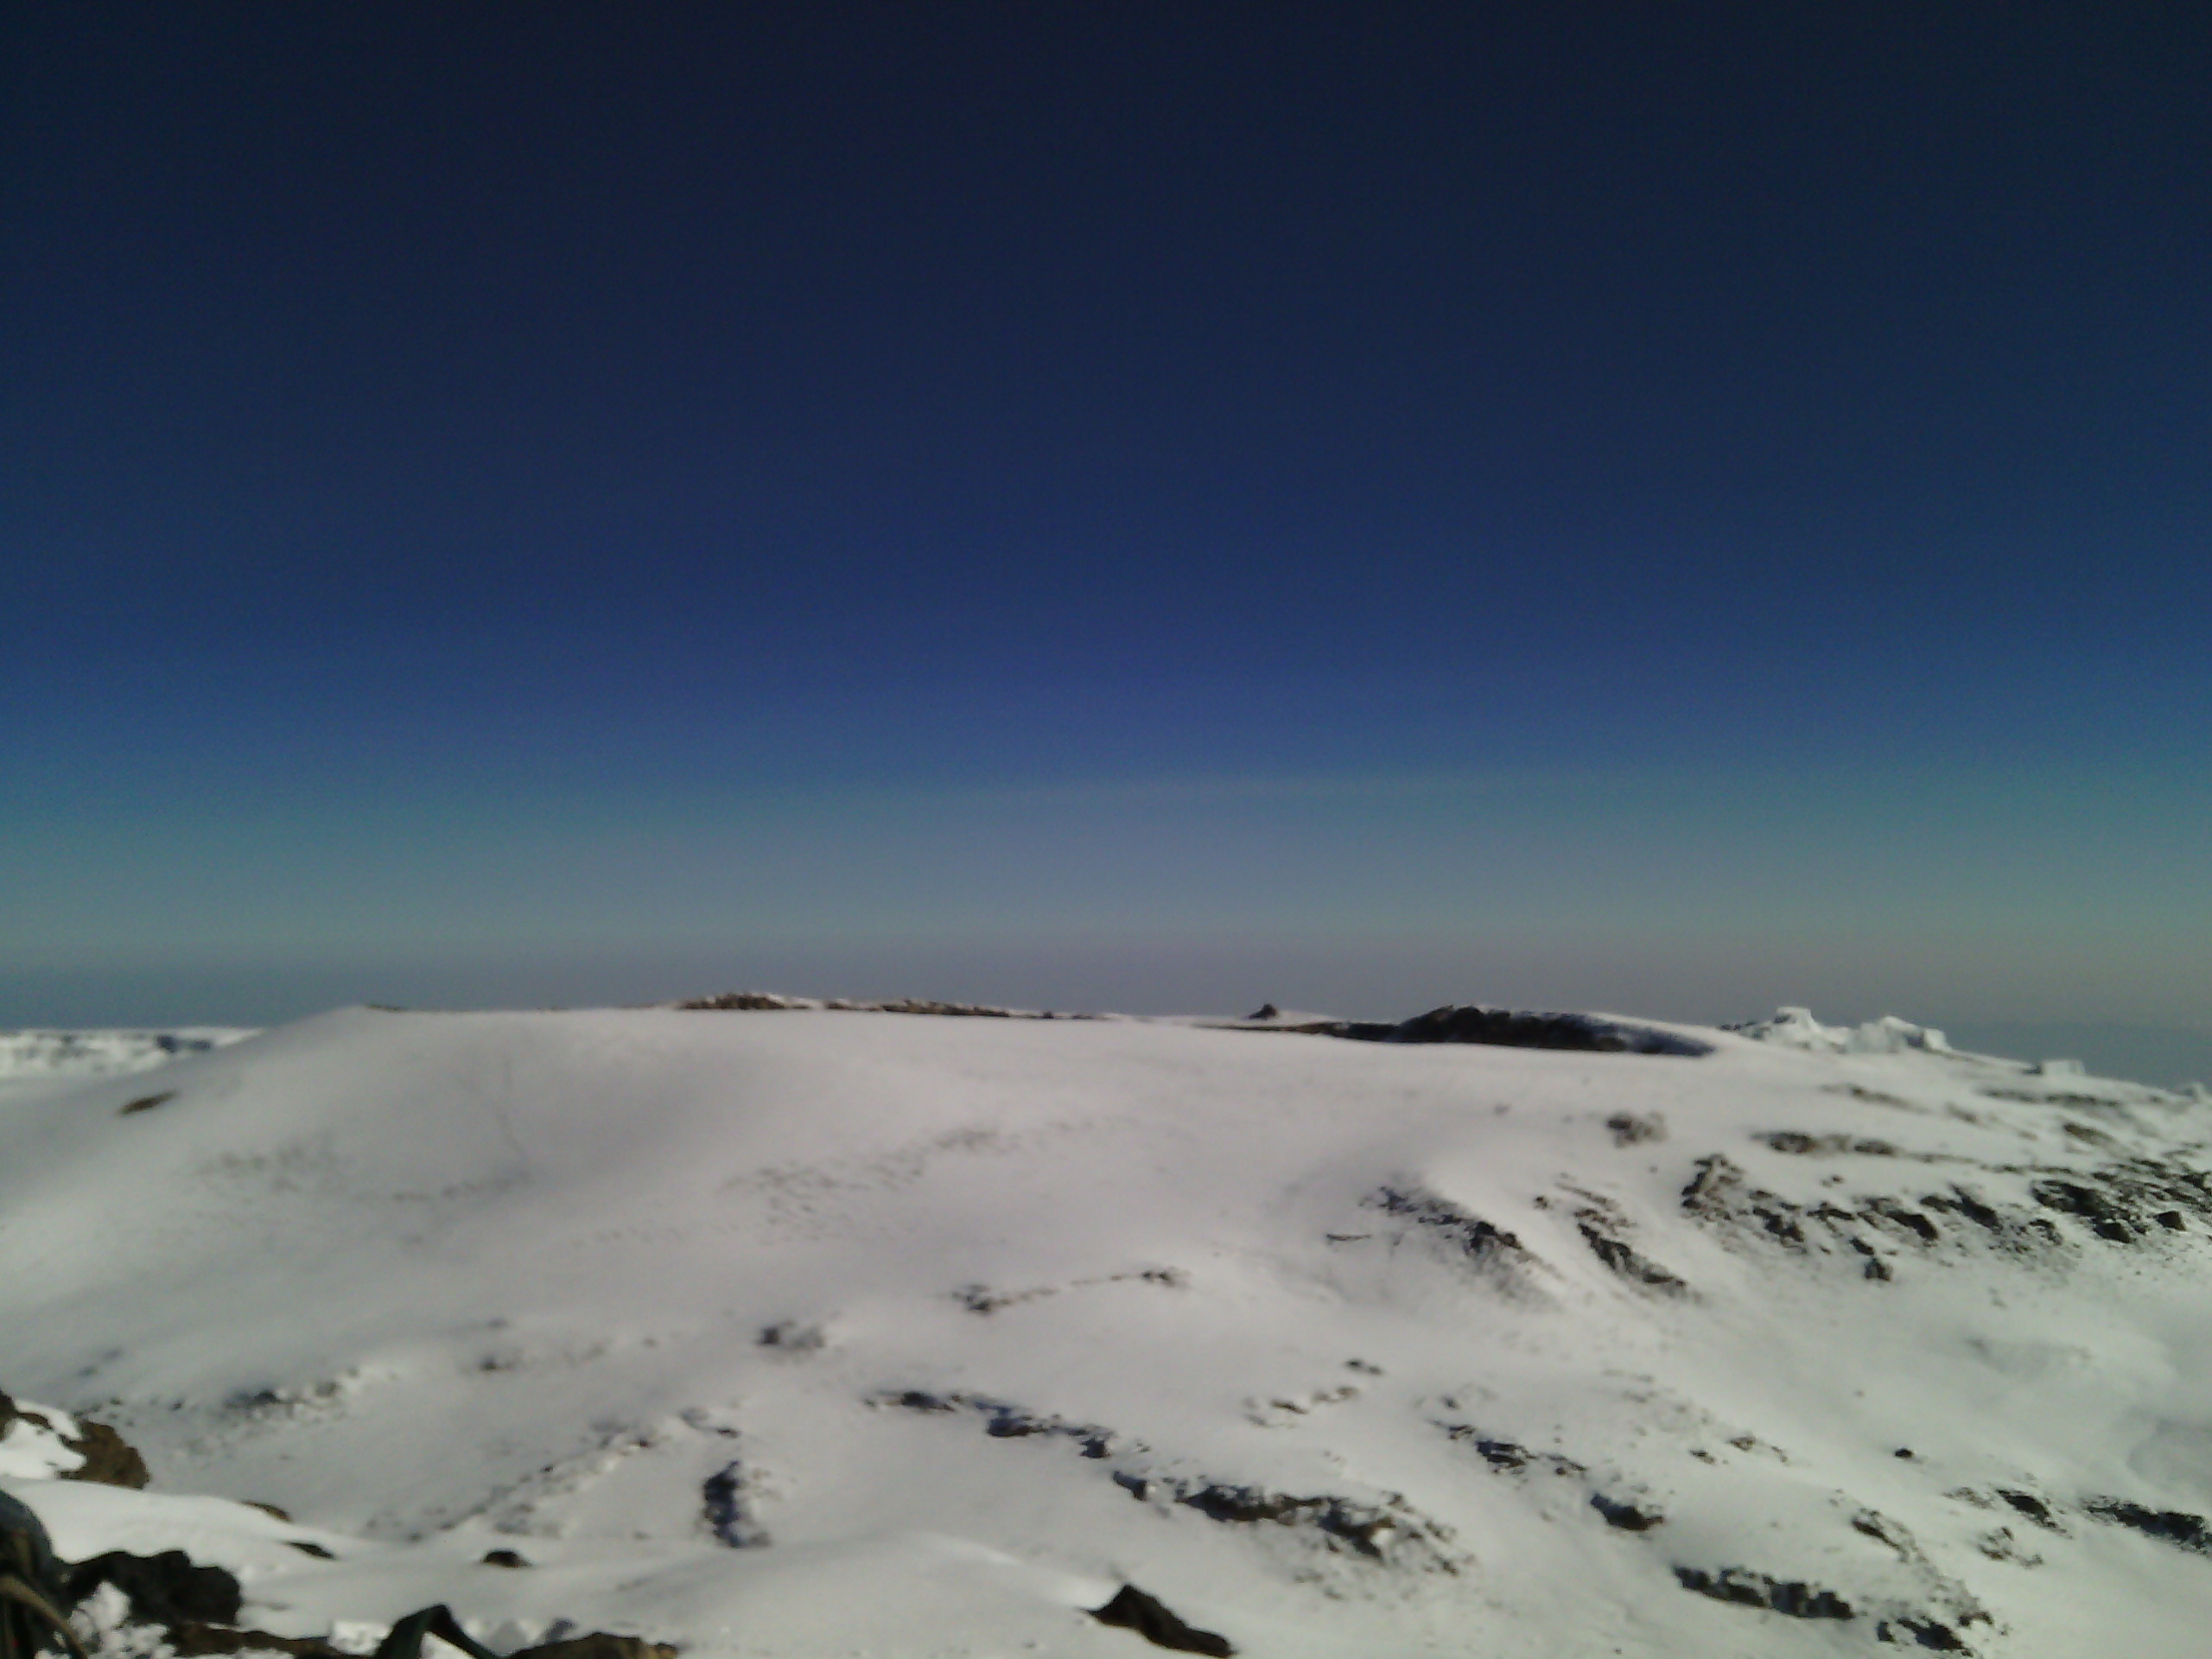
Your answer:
1090,1584 -> 1234,1656
67,1552 -> 242,1628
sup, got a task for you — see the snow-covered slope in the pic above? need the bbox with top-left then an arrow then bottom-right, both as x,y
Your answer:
4,1003 -> 2211,1657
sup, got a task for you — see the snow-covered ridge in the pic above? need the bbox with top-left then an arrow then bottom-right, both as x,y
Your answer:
0,1028 -> 257,1081
1730,1005 -> 1957,1054
3,1000 -> 2210,1656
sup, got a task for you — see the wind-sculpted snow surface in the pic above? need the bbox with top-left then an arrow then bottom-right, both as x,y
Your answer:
4,1004 -> 2212,1655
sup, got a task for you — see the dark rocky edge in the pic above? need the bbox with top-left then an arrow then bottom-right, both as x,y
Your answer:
1673,1565 -> 1853,1619
2081,1498 -> 2212,1553
868,1389 -> 1460,1572
1672,1562 -> 1981,1649
1434,1423 -> 1662,1531
1680,1135 -> 2212,1281
1363,1185 -> 1550,1300
1248,1004 -> 1713,1055
670,992 -> 1095,1019
670,993 -> 1710,1052
1554,1186 -> 1694,1295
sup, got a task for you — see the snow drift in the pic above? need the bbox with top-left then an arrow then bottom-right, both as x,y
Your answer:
3,1001 -> 2211,1656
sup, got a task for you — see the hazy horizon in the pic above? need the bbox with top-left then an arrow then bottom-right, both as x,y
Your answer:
6,8 -> 2205,1071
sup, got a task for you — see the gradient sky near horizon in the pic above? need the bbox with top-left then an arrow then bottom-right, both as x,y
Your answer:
4,4 -> 2209,1042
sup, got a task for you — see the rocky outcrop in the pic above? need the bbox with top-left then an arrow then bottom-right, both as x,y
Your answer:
0,1395 -> 149,1490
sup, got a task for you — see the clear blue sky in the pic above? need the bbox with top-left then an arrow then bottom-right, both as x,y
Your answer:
4,5 -> 2208,1058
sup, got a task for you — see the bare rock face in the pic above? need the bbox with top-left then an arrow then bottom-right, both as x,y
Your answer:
61,1421 -> 151,1490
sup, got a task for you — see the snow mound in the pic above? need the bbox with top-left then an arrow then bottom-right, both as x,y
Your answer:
4,1002 -> 2211,1656
0,1398 -> 88,1480
0,1029 -> 257,1082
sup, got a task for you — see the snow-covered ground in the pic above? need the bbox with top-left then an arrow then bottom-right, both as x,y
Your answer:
4,1001 -> 2212,1657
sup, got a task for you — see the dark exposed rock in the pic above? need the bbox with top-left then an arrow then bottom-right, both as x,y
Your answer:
2032,1180 -> 2133,1239
1140,1468 -> 1455,1570
833,999 -> 1014,1018
1434,1424 -> 1585,1478
1675,1154 -> 2095,1278
2082,1498 -> 2212,1553
1760,1132 -> 1903,1157
1365,1185 -> 1546,1294
1378,1006 -> 1713,1056
1589,1492 -> 1664,1530
671,993 -> 807,1011
1681,1155 -> 1815,1249
1244,1004 -> 1281,1022
755,1320 -> 825,1351
1165,1482 -> 1409,1557
1862,1198 -> 1938,1243
1440,1421 -> 1660,1534
870,1390 -> 1128,1460
702,1460 -> 769,1548
1605,1111 -> 1667,1145
367,1605 -> 499,1659
1681,1154 -> 1752,1221
63,1421 -> 150,1489
1566,1190 -> 1692,1294
1090,1585 -> 1234,1656
1269,1005 -> 1710,1052
884,1389 -> 960,1413
876,1389 -> 1456,1569
956,1282 -> 1056,1315
674,992 -> 1090,1020
480,1549 -> 529,1568
1921,1188 -> 2005,1234
1673,1566 -> 1853,1619
117,1092 -> 176,1116
1980,1087 -> 2128,1109
1577,1221 -> 1690,1292
1996,1491 -> 2062,1531
1849,1509 -> 1928,1562
2029,1160 -> 2212,1241
64,1552 -> 242,1628
1877,1616 -> 1970,1649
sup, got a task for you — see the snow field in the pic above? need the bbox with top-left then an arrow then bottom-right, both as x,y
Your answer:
3,1005 -> 2210,1656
